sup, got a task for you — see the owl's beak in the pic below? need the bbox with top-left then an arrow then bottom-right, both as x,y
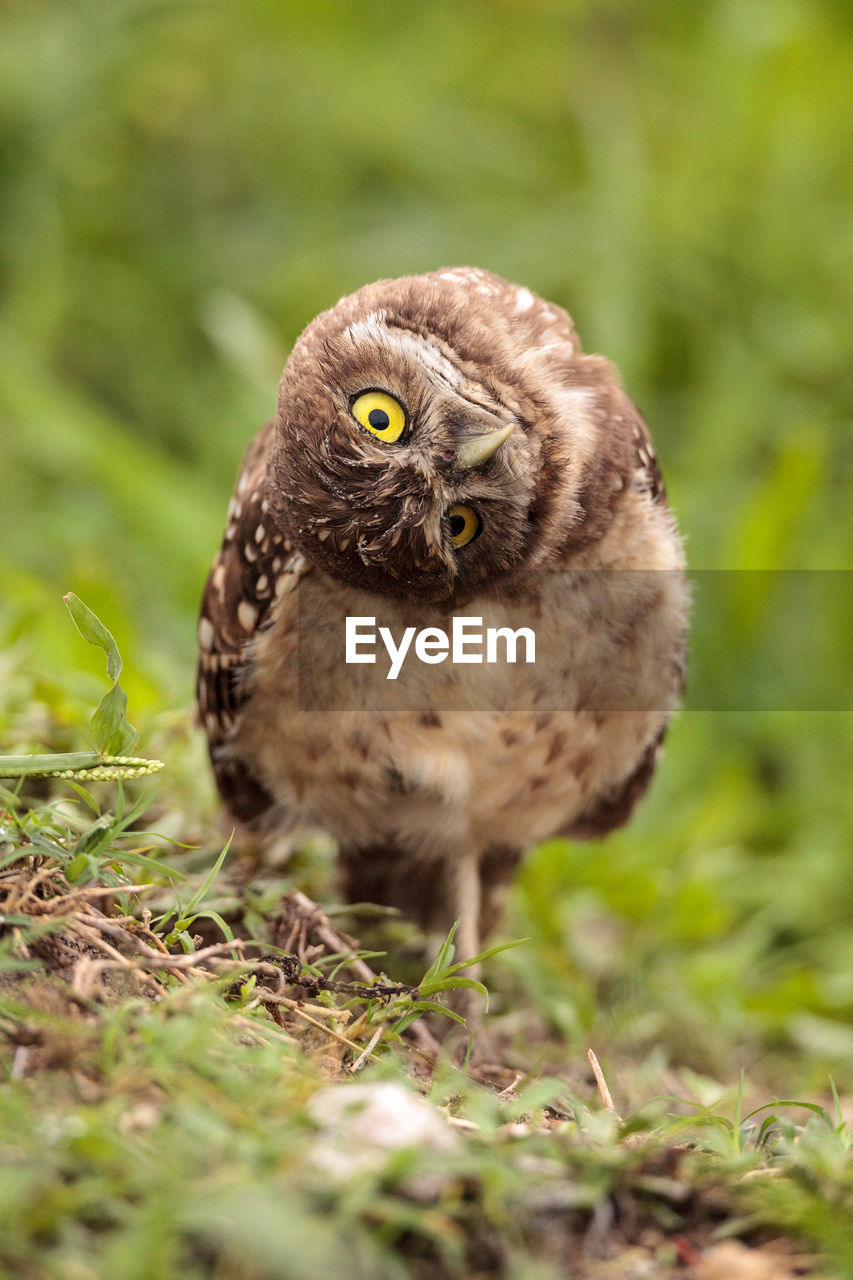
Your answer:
454,422 -> 515,470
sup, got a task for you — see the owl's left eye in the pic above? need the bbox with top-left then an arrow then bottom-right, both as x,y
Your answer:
350,390 -> 406,443
447,504 -> 482,549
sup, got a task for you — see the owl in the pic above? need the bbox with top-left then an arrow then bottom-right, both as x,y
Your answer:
197,268 -> 687,982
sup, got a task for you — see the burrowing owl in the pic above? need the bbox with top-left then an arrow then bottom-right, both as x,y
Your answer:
197,268 -> 687,974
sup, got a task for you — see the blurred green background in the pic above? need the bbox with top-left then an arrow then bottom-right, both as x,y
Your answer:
1,0 -> 851,1085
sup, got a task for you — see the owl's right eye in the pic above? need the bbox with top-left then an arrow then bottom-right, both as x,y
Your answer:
350,390 -> 406,443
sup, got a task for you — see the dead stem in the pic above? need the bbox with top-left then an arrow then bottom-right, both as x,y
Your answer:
588,1048 -> 616,1112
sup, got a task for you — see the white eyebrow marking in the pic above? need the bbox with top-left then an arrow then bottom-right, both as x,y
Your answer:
343,313 -> 500,410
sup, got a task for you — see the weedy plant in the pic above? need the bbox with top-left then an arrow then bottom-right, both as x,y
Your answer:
0,593 -> 163,783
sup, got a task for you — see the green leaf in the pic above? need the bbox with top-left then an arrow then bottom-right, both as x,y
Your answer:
419,975 -> 488,998
408,1000 -> 468,1024
829,1077 -> 845,1131
63,593 -> 139,756
194,910 -> 235,945
65,852 -> 93,883
0,752 -> 113,775
390,1001 -> 468,1034
64,592 -> 123,684
99,849 -> 184,880
419,921 -> 460,985
90,684 -> 138,757
0,753 -> 164,780
741,1099 -> 835,1128
441,937 -> 529,976
183,834 -> 233,915
65,780 -> 103,815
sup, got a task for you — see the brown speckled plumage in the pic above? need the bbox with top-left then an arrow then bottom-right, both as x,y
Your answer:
197,268 -> 688,972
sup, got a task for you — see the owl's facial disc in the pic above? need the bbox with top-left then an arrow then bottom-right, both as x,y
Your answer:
272,303 -> 542,602
274,378 -> 532,602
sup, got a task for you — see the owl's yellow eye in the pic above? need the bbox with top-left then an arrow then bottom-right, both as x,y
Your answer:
447,504 -> 482,549
350,390 -> 406,443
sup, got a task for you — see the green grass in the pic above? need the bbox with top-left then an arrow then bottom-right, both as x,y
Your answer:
3,777 -> 853,1280
1,604 -> 852,1277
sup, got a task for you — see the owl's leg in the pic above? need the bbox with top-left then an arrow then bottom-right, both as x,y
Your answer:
341,842 -> 491,1029
450,846 -> 523,1030
453,849 -> 482,973
438,851 -> 482,1035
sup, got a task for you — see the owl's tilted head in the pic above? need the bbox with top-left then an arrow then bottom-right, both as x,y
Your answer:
269,267 -> 640,603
